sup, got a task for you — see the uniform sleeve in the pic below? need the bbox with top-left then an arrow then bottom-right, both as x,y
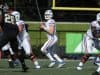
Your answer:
91,21 -> 96,27
16,20 -> 24,26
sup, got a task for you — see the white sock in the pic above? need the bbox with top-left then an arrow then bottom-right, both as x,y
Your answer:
96,57 -> 100,61
53,54 -> 63,62
96,66 -> 100,73
8,59 -> 12,62
79,62 -> 83,67
34,60 -> 39,66
46,53 -> 55,61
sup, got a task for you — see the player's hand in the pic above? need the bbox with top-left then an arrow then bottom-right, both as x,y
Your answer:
40,22 -> 45,29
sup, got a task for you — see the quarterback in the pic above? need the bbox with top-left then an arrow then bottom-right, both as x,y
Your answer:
40,10 -> 65,68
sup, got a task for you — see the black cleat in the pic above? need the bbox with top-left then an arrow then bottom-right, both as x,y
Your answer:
8,61 -> 15,68
22,66 -> 29,72
92,71 -> 99,75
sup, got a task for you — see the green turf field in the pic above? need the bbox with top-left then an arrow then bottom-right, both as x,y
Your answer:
0,59 -> 97,75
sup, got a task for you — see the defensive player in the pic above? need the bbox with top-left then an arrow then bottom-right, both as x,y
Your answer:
92,13 -> 100,75
40,10 -> 65,68
75,13 -> 100,75
1,42 -> 20,68
3,6 -> 40,69
0,5 -> 28,72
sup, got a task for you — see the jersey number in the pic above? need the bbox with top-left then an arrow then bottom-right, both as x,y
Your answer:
5,14 -> 15,24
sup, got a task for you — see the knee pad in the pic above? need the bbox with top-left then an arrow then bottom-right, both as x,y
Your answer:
41,48 -> 47,53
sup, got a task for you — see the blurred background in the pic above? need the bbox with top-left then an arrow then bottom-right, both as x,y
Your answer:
1,0 -> 100,22
1,0 -> 100,59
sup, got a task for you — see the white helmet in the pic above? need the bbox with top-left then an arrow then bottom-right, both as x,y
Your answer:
96,13 -> 100,21
11,11 -> 20,22
44,10 -> 53,20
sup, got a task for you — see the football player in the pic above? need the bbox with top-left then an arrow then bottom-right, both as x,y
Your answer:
0,5 -> 28,72
92,13 -> 100,75
40,10 -> 65,68
2,42 -> 20,68
16,20 -> 40,69
76,13 -> 100,75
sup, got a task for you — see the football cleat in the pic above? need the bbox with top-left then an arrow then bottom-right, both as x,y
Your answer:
76,66 -> 83,70
8,61 -> 15,68
22,66 -> 29,72
35,65 -> 41,69
57,62 -> 65,68
48,61 -> 56,68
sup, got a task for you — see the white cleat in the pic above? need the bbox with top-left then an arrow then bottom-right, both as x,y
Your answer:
48,61 -> 56,68
76,66 -> 83,70
57,62 -> 65,68
35,65 -> 41,69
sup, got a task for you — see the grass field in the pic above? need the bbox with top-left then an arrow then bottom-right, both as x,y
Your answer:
0,59 -> 97,75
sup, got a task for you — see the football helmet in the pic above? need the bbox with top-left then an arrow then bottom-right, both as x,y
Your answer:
44,10 -> 53,20
11,11 -> 20,22
96,13 -> 100,21
0,4 -> 9,12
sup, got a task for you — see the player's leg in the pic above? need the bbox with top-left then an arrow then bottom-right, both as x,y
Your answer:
2,43 -> 18,67
77,54 -> 91,70
92,65 -> 100,75
41,39 -> 56,63
92,56 -> 100,75
0,32 -> 12,64
0,32 -> 9,49
10,39 -> 28,72
0,32 -> 16,68
8,45 -> 20,67
94,55 -> 100,66
77,35 -> 92,70
2,43 -> 15,68
49,36 -> 65,68
0,32 -> 3,59
22,38 -> 40,69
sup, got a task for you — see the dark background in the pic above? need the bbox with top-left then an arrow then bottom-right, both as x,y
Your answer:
1,0 -> 100,22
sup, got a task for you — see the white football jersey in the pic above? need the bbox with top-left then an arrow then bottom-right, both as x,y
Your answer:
16,20 -> 29,41
45,19 -> 57,39
86,20 -> 100,38
41,19 -> 58,53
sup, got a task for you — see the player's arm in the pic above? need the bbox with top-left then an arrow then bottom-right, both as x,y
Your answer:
40,22 -> 54,35
17,23 -> 24,32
